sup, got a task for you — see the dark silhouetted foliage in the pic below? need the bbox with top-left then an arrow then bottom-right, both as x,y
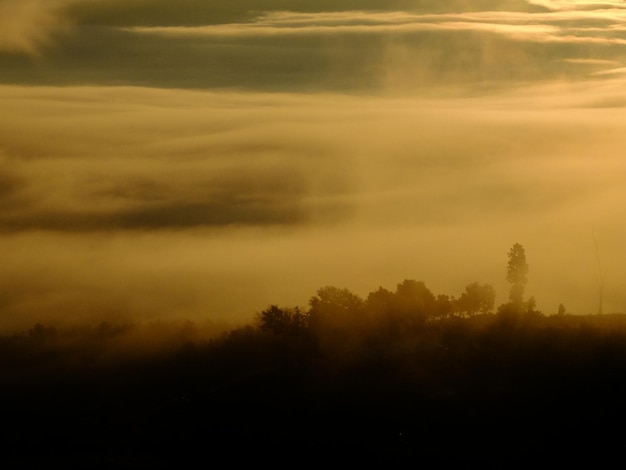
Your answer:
3,261 -> 626,466
258,305 -> 308,334
456,282 -> 496,316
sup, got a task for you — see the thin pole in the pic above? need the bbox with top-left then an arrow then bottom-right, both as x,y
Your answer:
592,228 -> 605,315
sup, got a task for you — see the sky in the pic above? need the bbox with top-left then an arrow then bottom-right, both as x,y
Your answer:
2,0 -> 626,331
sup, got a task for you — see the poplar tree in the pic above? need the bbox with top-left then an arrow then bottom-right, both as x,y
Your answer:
506,243 -> 529,306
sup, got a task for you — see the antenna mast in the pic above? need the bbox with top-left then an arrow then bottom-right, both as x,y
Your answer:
592,228 -> 605,315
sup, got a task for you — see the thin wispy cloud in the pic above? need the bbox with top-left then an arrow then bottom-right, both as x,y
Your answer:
3,1 -> 626,91
125,16 -> 559,42
124,7 -> 626,53
528,0 -> 626,11
124,8 -> 626,31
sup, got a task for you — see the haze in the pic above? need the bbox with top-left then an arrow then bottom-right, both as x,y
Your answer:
2,0 -> 626,331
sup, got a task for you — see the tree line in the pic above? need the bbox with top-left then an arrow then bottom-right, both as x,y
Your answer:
3,242 -> 625,466
258,242 -> 540,337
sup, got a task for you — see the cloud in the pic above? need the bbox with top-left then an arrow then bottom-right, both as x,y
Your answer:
3,1 -> 626,330
124,15 -> 560,43
1,80 -> 626,330
0,86 -> 353,232
3,5 -> 620,92
0,177 -> 308,232
0,0 -> 72,55
3,80 -> 626,229
62,0 -> 548,27
123,8 -> 626,43
527,0 -> 626,11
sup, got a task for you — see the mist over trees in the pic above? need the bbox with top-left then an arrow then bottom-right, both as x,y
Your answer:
258,276 -> 498,338
256,244 -> 514,337
2,243 -> 626,466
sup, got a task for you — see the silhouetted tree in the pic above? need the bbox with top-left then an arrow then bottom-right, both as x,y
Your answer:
366,287 -> 395,314
434,294 -> 455,319
525,296 -> 543,318
27,323 -> 58,342
392,279 -> 436,328
258,305 -> 306,334
506,243 -> 529,306
365,286 -> 396,330
456,282 -> 496,317
308,286 -> 365,332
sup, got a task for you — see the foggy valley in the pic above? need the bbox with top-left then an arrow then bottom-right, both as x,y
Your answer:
3,0 -> 626,466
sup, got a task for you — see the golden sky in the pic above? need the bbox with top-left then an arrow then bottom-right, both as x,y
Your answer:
2,0 -> 626,330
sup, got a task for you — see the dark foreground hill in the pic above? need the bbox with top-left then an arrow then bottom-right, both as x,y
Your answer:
2,313 -> 626,468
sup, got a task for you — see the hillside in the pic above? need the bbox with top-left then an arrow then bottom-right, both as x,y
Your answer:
2,303 -> 626,467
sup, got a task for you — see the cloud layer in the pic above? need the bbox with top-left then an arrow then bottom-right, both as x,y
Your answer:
2,0 -> 626,330
1,0 -> 626,91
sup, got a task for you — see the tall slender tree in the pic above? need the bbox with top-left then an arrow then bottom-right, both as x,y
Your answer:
506,243 -> 529,306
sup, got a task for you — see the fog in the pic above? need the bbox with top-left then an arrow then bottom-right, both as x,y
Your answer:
1,0 -> 626,331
